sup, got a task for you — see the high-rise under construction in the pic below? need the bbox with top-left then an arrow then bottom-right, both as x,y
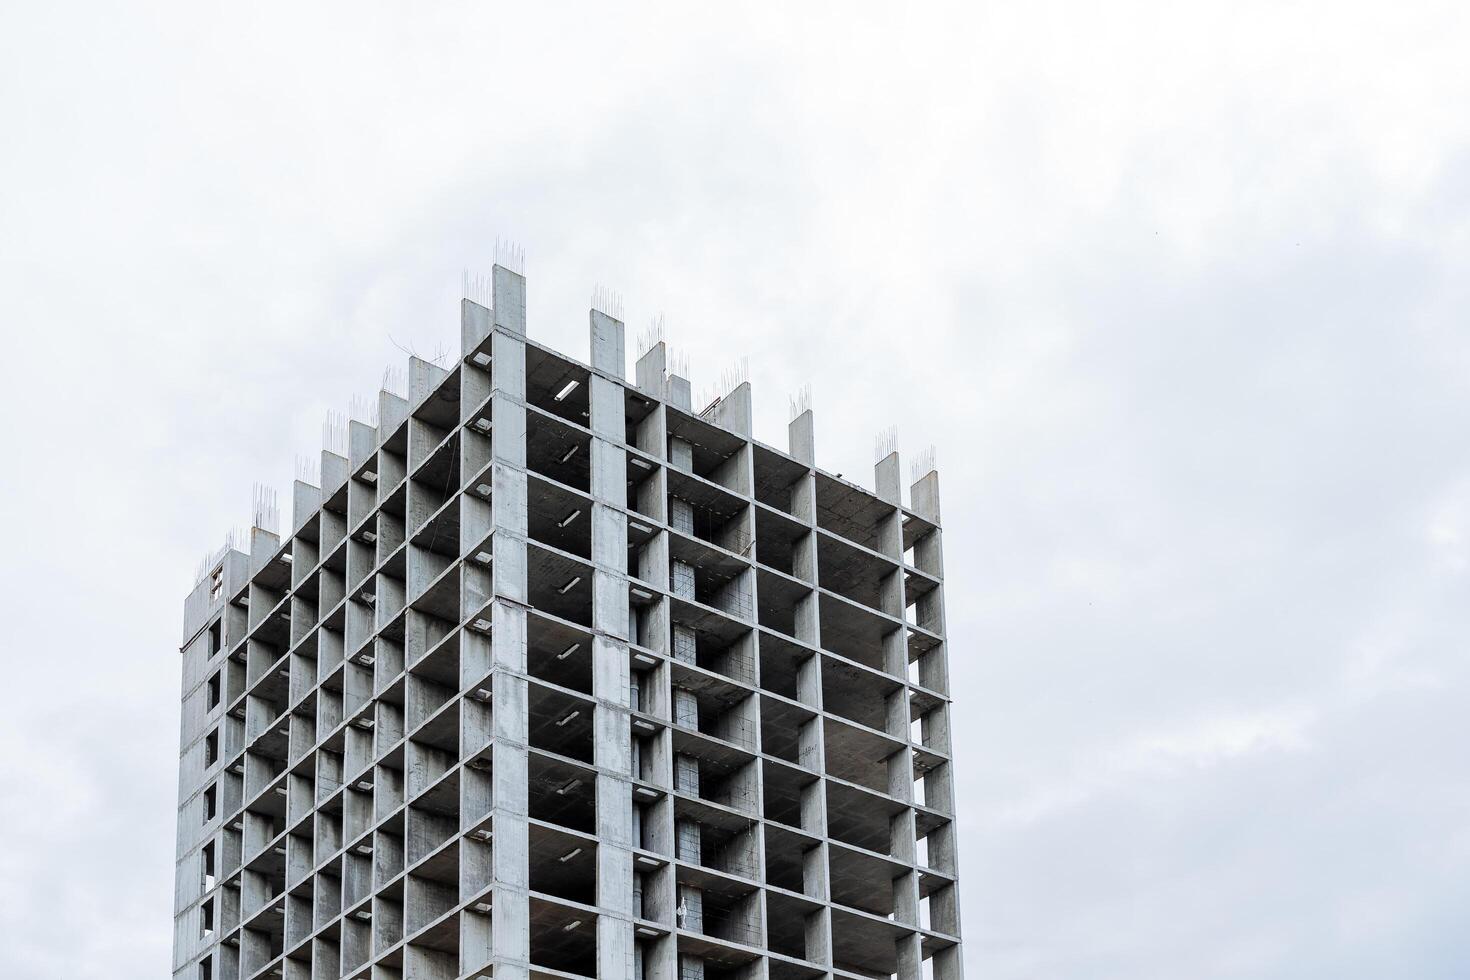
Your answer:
173,263 -> 962,980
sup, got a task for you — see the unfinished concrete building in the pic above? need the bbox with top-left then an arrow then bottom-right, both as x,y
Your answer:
174,263 -> 962,980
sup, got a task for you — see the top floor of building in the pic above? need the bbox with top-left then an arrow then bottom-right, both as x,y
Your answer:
182,263 -> 946,653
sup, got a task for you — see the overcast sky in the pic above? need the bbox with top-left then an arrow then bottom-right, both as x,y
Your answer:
2,2 -> 1469,977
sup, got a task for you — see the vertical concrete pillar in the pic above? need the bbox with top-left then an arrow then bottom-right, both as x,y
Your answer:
409,355 -> 449,410
491,326 -> 529,625
291,480 -> 321,536
875,450 -> 902,505
934,940 -> 965,980
788,409 -> 815,466
591,309 -> 626,380
491,601 -> 530,980
667,373 -> 692,412
786,460 -> 833,967
478,314 -> 531,980
635,341 -> 667,399
492,264 -> 526,335
910,469 -> 941,525
318,450 -> 348,509
590,371 -> 637,979
463,297 -> 492,354
378,389 -> 409,440
896,933 -> 925,980
711,381 -> 752,438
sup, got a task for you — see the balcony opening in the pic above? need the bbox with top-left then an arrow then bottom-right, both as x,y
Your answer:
528,682 -> 595,764
669,554 -> 750,622
814,472 -> 893,552
529,896 -> 597,977
527,412 -> 592,493
527,474 -> 592,560
627,456 -> 661,521
525,347 -> 592,426
761,761 -> 816,832
752,444 -> 808,515
675,874 -> 761,946
670,624 -> 755,686
528,753 -> 596,834
666,411 -> 747,493
667,480 -> 750,556
765,890 -> 821,961
528,822 -> 598,906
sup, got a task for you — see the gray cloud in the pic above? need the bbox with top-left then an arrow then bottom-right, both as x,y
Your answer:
1,1 -> 1467,977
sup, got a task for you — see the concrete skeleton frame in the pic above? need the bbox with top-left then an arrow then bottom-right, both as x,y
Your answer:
174,264 -> 962,980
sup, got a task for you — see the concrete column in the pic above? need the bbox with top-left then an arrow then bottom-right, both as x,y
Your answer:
591,309 -> 626,380
491,601 -> 530,980
292,479 -> 322,536
788,409 -> 815,466
409,355 -> 449,411
379,388 -> 409,439
910,469 -> 941,525
711,381 -> 752,439
896,932 -> 925,980
934,940 -> 965,980
590,371 -> 637,980
321,448 -> 349,497
635,341 -> 667,399
475,313 -> 531,980
791,459 -> 835,967
490,334 -> 529,609
667,373 -> 692,412
492,264 -> 526,335
463,297 -> 492,353
875,450 -> 902,505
